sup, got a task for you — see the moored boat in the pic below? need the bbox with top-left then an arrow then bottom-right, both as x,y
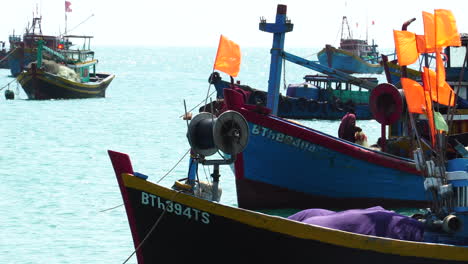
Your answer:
0,41 -> 9,69
17,35 -> 114,100
197,5 -> 468,212
109,149 -> 468,264
7,16 -> 62,77
317,16 -> 383,74
209,72 -> 376,120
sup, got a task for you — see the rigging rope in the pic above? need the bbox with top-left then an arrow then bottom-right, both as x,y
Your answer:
99,149 -> 190,213
156,149 -> 190,183
0,47 -> 17,64
122,191 -> 181,264
0,78 -> 18,92
179,90 -> 216,118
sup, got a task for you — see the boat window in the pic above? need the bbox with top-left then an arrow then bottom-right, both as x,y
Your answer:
449,46 -> 466,68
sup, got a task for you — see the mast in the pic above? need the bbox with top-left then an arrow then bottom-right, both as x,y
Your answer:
259,4 -> 293,115
341,16 -> 352,40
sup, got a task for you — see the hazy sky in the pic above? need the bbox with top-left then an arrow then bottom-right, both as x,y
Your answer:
1,0 -> 467,49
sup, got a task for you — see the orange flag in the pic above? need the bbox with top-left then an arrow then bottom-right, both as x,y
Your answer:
422,11 -> 436,52
423,66 -> 455,106
393,30 -> 419,66
401,78 -> 437,146
434,9 -> 461,48
435,50 -> 447,89
213,35 -> 241,77
416,34 -> 435,54
401,78 -> 429,114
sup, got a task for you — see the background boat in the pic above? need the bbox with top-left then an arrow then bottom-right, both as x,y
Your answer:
7,16 -> 62,77
16,35 -> 114,100
209,72 -> 376,120
317,16 -> 383,74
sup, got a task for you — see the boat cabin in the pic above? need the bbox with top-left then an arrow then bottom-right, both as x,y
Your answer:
59,35 -> 97,83
286,74 -> 377,104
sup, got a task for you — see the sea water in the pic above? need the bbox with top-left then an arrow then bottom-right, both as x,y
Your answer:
0,46 -> 386,263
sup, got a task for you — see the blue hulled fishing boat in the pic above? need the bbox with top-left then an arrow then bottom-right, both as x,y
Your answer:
317,16 -> 383,74
196,4 -> 468,211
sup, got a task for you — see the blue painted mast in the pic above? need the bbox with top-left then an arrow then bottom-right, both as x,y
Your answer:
260,5 -> 377,115
259,4 -> 293,115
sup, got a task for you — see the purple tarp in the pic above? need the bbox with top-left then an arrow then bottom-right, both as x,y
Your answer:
288,206 -> 424,241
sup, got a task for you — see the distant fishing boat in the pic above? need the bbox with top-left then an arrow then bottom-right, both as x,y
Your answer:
209,72 -> 376,120
0,41 -> 9,69
16,35 -> 114,100
8,16 -> 62,77
317,16 -> 383,74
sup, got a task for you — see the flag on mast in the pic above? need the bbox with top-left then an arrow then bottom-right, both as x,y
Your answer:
65,1 -> 72,12
213,35 -> 241,77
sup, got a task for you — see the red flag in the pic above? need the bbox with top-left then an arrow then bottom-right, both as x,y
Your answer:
213,35 -> 241,77
65,1 -> 72,12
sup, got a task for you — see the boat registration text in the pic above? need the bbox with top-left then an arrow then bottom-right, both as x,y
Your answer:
251,124 -> 321,152
141,191 -> 210,224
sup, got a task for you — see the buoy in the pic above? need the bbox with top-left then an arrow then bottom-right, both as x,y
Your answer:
4,89 -> 14,100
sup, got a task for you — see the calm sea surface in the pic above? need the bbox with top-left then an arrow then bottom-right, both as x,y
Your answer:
0,46 -> 387,263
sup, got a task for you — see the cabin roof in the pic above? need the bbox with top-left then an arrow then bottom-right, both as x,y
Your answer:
62,35 -> 94,39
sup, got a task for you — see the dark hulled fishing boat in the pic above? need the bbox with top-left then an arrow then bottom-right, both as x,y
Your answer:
17,35 -> 114,100
109,149 -> 468,264
7,16 -> 62,77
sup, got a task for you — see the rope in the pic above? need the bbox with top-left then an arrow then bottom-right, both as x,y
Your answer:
0,78 -> 18,92
99,149 -> 190,214
0,47 -> 17,64
98,203 -> 123,213
122,191 -> 181,264
156,148 -> 190,183
178,90 -> 216,118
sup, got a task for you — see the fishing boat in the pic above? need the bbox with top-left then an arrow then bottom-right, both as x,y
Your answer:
197,5 -> 468,212
109,144 -> 468,264
317,16 -> 383,74
110,8 -> 468,262
16,35 -> 114,99
209,72 -> 376,120
7,16 -> 62,77
0,41 -> 9,69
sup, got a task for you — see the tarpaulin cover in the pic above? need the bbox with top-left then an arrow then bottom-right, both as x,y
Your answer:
288,206 -> 424,241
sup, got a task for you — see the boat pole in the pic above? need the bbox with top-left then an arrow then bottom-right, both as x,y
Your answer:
36,39 -> 44,68
259,4 -> 293,115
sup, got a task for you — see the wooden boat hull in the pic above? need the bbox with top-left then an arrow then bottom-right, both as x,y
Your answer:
17,67 -> 114,99
109,150 -> 468,264
317,46 -> 383,74
223,88 -> 430,210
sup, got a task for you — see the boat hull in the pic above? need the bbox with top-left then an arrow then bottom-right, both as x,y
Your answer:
17,68 -> 114,100
317,46 -> 383,74
223,88 -> 429,210
109,150 -> 468,264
